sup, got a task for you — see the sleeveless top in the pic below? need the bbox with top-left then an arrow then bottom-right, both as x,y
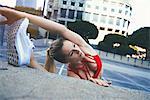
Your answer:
67,54 -> 102,79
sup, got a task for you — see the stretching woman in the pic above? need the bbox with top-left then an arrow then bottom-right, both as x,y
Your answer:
0,7 -> 110,87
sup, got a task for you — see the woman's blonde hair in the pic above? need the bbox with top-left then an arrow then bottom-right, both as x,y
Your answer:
48,38 -> 69,63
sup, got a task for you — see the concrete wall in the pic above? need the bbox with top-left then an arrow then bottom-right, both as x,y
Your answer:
97,50 -> 150,69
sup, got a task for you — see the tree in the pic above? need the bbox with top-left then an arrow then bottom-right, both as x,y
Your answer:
98,34 -> 136,56
128,27 -> 150,60
67,20 -> 98,43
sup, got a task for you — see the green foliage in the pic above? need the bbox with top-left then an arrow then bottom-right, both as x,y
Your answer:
103,34 -> 127,45
128,27 -> 150,49
98,34 -> 136,56
67,20 -> 98,43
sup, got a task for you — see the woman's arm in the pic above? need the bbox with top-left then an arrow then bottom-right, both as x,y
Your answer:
0,7 -> 90,47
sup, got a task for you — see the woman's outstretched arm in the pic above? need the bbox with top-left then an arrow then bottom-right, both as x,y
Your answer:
0,7 -> 95,51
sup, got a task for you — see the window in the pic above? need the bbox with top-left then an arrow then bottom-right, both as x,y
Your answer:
59,20 -> 65,25
127,21 -> 130,28
122,31 -> 125,34
68,10 -> 75,19
83,12 -> 91,21
111,8 -> 115,12
53,10 -> 58,19
130,7 -> 132,11
71,2 -> 75,6
125,5 -> 129,8
100,15 -> 107,23
79,3 -> 83,7
60,8 -> 67,18
92,13 -> 99,22
87,4 -> 91,8
118,9 -> 122,14
116,17 -> 121,26
100,27 -> 105,30
108,17 -> 114,24
125,10 -> 128,15
103,0 -> 109,3
118,3 -> 124,7
124,20 -> 128,28
49,5 -> 52,8
95,6 -> 99,10
103,7 -> 107,11
115,29 -> 119,32
63,1 -> 67,5
76,11 -> 83,19
123,19 -> 126,27
107,28 -> 113,31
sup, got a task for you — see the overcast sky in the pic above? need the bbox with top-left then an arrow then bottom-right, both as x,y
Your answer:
129,0 -> 150,33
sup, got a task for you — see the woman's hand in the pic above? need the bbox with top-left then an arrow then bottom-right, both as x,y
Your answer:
88,77 -> 111,87
0,7 -> 24,25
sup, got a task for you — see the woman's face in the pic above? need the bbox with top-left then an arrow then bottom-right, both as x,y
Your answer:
62,40 -> 84,63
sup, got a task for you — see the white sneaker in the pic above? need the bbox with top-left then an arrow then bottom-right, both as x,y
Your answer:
7,18 -> 34,66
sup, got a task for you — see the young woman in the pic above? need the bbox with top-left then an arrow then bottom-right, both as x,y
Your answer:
0,7 -> 110,86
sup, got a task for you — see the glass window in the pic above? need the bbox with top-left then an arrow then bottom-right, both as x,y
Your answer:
125,5 -> 129,8
115,29 -> 119,32
118,3 -> 124,7
100,15 -> 106,23
49,5 -> 52,8
79,3 -> 83,7
108,16 -> 114,24
95,6 -> 99,10
130,7 -> 132,11
100,27 -> 105,30
87,4 -> 91,8
59,20 -> 65,25
118,9 -> 122,13
68,10 -> 75,19
127,21 -> 130,28
111,8 -> 115,12
77,11 -> 83,19
122,31 -> 125,34
123,19 -> 126,27
125,10 -> 128,15
92,13 -> 99,22
63,1 -> 67,5
71,2 -> 75,6
60,8 -> 67,18
103,7 -> 107,11
107,28 -> 113,31
83,12 -> 91,21
116,17 -> 121,26
53,10 -> 58,19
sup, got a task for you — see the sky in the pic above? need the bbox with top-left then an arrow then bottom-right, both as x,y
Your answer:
129,0 -> 150,33
0,0 -> 150,34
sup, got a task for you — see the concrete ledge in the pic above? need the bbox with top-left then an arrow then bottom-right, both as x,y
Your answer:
0,61 -> 150,100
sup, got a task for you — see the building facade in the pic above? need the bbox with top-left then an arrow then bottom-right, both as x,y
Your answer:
48,0 -> 132,45
16,0 -> 44,10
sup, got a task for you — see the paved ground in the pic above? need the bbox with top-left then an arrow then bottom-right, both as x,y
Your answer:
33,47 -> 150,92
1,46 -> 150,93
0,61 -> 150,100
